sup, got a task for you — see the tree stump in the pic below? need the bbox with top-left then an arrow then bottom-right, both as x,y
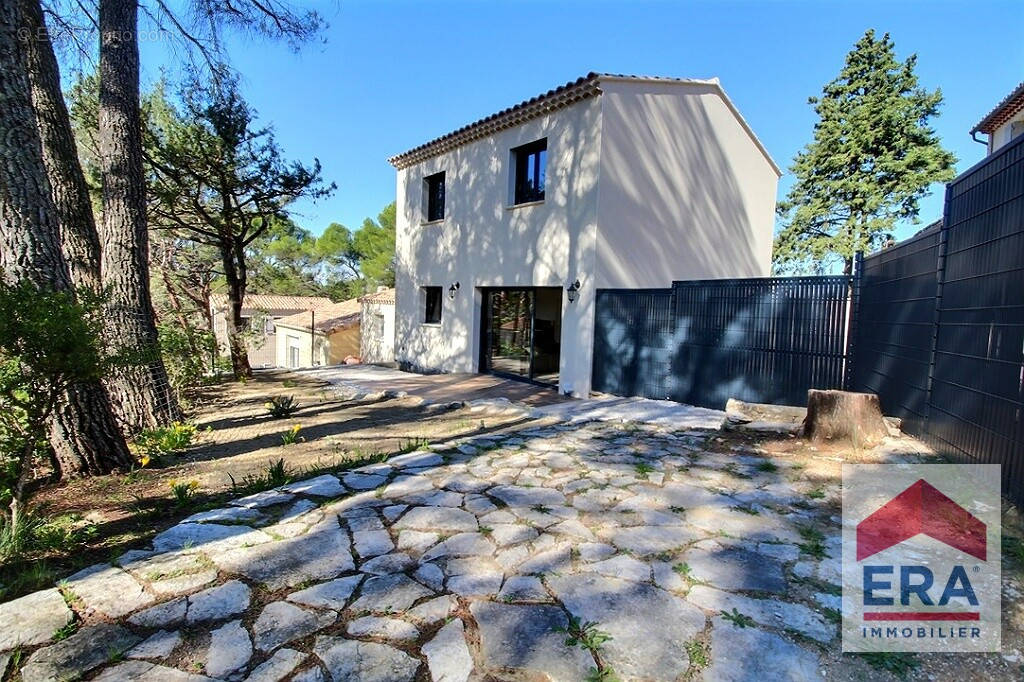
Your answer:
801,390 -> 888,447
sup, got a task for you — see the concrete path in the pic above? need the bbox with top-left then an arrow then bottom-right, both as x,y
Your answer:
3,418 -> 863,682
304,365 -> 727,430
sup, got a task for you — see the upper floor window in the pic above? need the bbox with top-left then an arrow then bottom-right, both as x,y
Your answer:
512,139 -> 546,205
424,171 -> 445,222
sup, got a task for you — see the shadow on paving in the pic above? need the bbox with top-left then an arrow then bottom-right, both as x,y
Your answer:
7,408 -> 1011,681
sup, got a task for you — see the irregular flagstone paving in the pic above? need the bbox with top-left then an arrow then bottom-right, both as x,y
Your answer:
0,417 -> 966,681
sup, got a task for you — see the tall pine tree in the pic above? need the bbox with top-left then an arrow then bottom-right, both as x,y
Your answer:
774,30 -> 956,275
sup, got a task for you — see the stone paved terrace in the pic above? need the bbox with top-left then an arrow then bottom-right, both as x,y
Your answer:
0,414 -> 1020,681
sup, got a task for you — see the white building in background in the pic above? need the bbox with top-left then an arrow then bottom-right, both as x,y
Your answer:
388,72 -> 781,397
971,81 -> 1024,155
209,294 -> 332,369
360,288 -> 396,364
273,298 -> 362,369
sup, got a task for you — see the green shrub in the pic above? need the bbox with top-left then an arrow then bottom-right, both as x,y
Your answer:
265,395 -> 298,419
134,422 -> 198,466
266,458 -> 289,487
281,424 -> 304,446
0,283 -> 114,532
168,479 -> 200,508
157,322 -> 217,393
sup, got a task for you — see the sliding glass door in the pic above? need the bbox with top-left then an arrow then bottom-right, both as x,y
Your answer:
482,288 -> 561,385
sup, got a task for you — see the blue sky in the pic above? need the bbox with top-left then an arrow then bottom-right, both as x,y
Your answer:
137,0 -> 1024,240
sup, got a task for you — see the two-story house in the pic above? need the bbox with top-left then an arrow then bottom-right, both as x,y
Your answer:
388,72 -> 781,397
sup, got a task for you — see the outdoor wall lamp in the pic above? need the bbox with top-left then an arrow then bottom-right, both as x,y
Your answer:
566,279 -> 581,303
448,282 -> 460,299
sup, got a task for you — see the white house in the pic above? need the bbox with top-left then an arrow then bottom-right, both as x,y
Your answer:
389,72 -> 781,397
971,81 -> 1024,155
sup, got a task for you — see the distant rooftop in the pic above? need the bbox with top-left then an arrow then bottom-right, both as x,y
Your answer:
360,288 -> 396,305
971,81 -> 1024,135
209,294 -> 333,312
275,298 -> 362,334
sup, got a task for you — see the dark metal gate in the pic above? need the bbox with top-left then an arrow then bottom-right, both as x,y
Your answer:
592,277 -> 852,410
670,277 -> 851,408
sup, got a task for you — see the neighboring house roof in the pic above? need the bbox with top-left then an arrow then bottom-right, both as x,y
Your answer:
387,72 -> 781,176
209,294 -> 333,313
360,288 -> 396,305
971,81 -> 1024,135
275,298 -> 362,334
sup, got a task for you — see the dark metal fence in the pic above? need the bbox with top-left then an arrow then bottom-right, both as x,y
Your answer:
927,136 -> 1024,502
591,135 -> 1024,502
591,289 -> 675,399
849,226 -> 941,435
592,277 -> 851,409
669,277 -> 851,408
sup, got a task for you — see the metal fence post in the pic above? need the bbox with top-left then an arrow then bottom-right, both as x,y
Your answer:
843,251 -> 864,391
924,196 -> 951,435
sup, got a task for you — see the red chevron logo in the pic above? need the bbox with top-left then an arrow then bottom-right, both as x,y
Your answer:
856,479 -> 987,561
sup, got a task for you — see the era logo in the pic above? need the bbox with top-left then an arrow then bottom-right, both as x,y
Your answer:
842,464 -> 1000,653
861,565 -> 977,608
856,479 -> 986,619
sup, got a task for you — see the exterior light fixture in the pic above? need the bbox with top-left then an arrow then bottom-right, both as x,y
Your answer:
566,279 -> 581,303
448,282 -> 460,299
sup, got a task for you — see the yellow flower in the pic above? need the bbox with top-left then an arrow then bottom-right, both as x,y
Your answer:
140,454 -> 151,468
291,424 -> 302,433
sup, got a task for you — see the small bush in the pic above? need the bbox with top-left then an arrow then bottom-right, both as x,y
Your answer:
158,322 -> 217,394
267,458 -> 289,487
265,395 -> 298,419
281,424 -> 304,446
134,422 -> 198,466
169,479 -> 199,508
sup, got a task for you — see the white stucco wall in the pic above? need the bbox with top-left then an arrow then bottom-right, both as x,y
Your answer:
360,301 -> 396,364
274,326 -> 327,369
394,97 -> 603,396
595,79 -> 779,288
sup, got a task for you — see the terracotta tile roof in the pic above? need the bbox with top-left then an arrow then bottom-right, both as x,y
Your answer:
360,288 -> 395,305
387,72 -> 780,175
972,81 -> 1024,135
274,298 -> 362,334
209,294 -> 333,312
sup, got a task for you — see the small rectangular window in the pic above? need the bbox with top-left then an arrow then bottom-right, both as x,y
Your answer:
425,172 -> 445,222
423,286 -> 442,324
512,139 -> 547,205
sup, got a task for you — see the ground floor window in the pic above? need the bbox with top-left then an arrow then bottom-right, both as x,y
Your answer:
423,286 -> 442,324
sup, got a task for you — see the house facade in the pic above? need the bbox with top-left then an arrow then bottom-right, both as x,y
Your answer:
972,81 -> 1024,155
360,288 -> 396,364
209,294 -> 332,369
274,298 -> 362,369
389,73 -> 780,397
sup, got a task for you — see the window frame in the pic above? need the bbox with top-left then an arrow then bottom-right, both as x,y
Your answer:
422,286 -> 443,325
423,171 -> 446,223
511,138 -> 547,206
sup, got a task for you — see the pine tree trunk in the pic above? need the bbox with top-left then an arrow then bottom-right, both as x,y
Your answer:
98,0 -> 181,430
20,0 -> 135,474
0,0 -> 134,477
21,0 -> 101,291
221,242 -> 253,378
